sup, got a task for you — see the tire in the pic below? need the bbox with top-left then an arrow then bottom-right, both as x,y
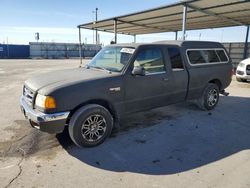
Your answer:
68,104 -> 113,147
197,83 -> 219,111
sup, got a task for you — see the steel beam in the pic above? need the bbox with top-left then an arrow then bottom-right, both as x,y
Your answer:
114,19 -> 117,43
78,27 -> 82,67
186,3 -> 246,26
117,19 -> 172,32
243,25 -> 249,59
175,31 -> 178,40
182,4 -> 187,40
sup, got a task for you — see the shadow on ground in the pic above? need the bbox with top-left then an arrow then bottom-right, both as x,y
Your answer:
56,95 -> 250,175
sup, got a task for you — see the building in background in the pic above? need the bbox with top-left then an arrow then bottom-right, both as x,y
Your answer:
0,44 -> 29,59
29,42 -> 101,59
223,42 -> 250,68
0,42 -> 249,66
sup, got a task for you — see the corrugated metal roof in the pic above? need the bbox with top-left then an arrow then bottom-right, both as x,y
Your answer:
78,0 -> 250,35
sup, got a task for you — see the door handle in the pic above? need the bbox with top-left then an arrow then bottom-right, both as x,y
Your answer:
162,78 -> 169,81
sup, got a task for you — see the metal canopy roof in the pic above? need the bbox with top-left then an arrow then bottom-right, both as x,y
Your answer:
78,0 -> 250,35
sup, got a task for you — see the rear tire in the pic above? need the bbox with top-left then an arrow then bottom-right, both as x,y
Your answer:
197,83 -> 219,111
68,104 -> 113,147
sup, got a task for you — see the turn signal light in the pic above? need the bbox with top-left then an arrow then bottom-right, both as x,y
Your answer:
44,96 -> 56,109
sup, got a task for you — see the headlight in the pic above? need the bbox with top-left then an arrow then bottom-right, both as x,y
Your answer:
35,94 -> 56,109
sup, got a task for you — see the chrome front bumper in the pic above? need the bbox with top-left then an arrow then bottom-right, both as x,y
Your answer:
20,96 -> 70,133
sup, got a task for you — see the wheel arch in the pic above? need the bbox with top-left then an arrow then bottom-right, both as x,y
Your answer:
66,99 -> 119,127
208,79 -> 222,91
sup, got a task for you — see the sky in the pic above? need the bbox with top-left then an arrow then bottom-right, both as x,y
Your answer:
0,0 -> 249,45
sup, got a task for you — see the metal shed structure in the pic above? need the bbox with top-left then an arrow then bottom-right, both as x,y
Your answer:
77,0 -> 250,63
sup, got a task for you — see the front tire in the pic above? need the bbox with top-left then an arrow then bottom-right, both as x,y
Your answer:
197,83 -> 219,111
68,104 -> 113,147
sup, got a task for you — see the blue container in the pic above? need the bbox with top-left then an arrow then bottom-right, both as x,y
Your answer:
0,44 -> 30,58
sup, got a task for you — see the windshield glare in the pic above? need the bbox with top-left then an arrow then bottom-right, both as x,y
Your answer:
88,46 -> 135,72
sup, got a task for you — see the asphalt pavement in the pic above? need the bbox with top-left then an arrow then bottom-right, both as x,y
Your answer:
0,59 -> 250,188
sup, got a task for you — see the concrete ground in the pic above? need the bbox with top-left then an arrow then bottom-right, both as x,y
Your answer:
0,59 -> 250,188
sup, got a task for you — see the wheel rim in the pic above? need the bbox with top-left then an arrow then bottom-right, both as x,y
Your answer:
81,114 -> 107,142
207,89 -> 218,107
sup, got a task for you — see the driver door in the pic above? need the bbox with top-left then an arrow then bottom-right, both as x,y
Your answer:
124,46 -> 170,113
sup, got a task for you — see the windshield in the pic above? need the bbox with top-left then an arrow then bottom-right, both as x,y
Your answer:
87,46 -> 135,72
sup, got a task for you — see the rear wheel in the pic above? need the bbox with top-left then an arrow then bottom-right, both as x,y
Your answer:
68,104 -> 113,147
197,83 -> 219,111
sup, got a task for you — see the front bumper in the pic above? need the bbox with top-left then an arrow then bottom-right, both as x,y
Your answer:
20,96 -> 70,133
236,74 -> 250,80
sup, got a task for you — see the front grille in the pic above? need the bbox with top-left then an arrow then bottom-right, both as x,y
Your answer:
23,85 -> 35,106
247,65 -> 250,75
236,70 -> 244,75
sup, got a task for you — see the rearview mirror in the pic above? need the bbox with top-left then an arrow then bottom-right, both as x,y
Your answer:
132,66 -> 145,76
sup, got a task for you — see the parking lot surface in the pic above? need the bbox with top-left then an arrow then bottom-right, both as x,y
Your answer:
0,59 -> 250,188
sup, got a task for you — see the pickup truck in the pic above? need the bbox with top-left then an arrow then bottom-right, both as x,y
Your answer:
20,41 -> 233,147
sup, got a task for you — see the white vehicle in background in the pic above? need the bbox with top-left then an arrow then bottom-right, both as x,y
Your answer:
236,58 -> 250,82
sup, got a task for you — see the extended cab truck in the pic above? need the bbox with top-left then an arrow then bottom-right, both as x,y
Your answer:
20,41 -> 233,147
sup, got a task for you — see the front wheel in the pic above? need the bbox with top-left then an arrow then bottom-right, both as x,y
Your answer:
197,83 -> 219,111
68,104 -> 113,147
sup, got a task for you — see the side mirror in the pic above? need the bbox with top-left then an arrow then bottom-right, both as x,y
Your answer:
132,66 -> 145,76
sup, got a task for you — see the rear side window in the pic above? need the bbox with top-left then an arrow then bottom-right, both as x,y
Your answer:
187,49 -> 228,65
187,51 -> 206,64
168,48 -> 184,70
201,50 -> 220,63
216,50 -> 228,62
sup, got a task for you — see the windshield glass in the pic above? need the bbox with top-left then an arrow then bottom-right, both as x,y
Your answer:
87,46 -> 135,72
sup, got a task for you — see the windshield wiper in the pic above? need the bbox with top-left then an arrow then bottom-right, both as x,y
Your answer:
87,65 -> 112,73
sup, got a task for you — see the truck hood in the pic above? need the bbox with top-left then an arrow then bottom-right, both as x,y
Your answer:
25,68 -> 112,92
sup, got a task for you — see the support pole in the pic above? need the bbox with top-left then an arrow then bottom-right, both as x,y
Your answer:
243,25 -> 249,59
182,4 -> 187,40
175,31 -> 178,40
134,35 -> 136,43
7,37 -> 9,58
78,27 -> 82,67
95,7 -> 98,44
114,19 -> 117,44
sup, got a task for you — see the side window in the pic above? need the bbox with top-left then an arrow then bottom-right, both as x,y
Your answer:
187,50 -> 206,64
168,47 -> 184,70
134,48 -> 165,74
187,49 -> 229,65
216,50 -> 228,62
201,50 -> 220,63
